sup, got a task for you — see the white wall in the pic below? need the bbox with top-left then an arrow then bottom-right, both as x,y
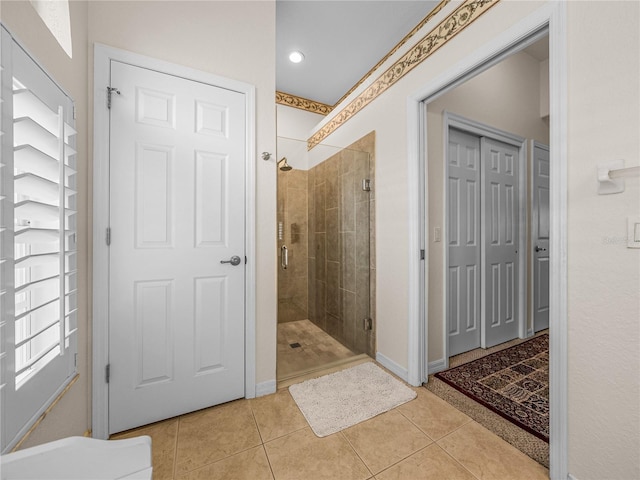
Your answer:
566,2 -> 639,478
276,104 -> 324,171
0,0 -> 90,447
276,104 -> 364,171
277,104 -> 323,141
311,1 -> 639,477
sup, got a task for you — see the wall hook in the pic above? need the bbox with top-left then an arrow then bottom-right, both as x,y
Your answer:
597,160 -> 626,194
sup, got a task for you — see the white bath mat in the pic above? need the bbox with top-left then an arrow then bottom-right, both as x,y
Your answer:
288,362 -> 417,437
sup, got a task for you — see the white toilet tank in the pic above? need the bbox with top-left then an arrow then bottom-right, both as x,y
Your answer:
0,436 -> 153,479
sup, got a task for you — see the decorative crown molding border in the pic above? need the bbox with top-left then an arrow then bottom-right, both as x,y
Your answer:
308,0 -> 498,150
333,0 -> 450,109
276,91 -> 333,115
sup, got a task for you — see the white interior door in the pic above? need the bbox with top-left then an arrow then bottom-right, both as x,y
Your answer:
108,61 -> 246,434
481,137 -> 519,348
532,142 -> 550,332
447,128 -> 481,356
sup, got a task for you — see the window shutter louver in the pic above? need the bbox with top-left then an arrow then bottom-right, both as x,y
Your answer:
1,29 -> 9,399
1,25 -> 77,453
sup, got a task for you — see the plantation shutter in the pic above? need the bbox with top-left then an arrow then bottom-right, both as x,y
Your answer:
0,25 -> 78,453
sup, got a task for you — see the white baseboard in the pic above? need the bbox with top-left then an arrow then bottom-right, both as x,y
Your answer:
427,359 -> 447,375
375,352 -> 408,382
255,380 -> 276,397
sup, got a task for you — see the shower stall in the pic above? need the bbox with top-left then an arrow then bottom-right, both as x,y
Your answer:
276,135 -> 375,382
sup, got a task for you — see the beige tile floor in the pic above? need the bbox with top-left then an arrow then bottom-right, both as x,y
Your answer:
112,363 -> 549,480
277,319 -> 358,380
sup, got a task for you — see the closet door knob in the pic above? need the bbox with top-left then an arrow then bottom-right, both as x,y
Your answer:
220,255 -> 242,266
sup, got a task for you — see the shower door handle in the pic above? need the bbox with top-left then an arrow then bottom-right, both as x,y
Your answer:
281,245 -> 288,270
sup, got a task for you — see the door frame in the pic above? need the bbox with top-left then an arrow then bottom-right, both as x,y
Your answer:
443,113 -> 528,363
92,44 -> 257,440
406,2 -> 567,479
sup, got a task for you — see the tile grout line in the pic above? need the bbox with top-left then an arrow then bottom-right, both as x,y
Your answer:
248,398 -> 277,479
177,442 -> 267,477
437,443 -> 483,480
395,407 -> 438,443
262,425 -> 309,444
364,409 -> 434,477
173,402 -> 265,477
373,443 -> 434,478
248,399 -> 266,445
172,416 -> 181,480
435,418 -> 476,445
341,412 -> 436,479
338,430 -> 375,478
395,391 -> 474,442
260,443 -> 277,480
250,392 -> 310,444
433,420 -> 493,478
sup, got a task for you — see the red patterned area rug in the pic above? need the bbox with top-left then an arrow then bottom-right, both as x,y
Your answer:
435,334 -> 549,442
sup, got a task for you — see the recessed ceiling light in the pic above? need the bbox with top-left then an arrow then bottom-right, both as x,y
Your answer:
289,51 -> 305,63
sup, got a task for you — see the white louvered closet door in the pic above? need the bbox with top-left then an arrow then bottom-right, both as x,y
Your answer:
0,27 -> 78,453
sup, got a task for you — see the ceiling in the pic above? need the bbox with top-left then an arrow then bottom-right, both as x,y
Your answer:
276,0 -> 441,106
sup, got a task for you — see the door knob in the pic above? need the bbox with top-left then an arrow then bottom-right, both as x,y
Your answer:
535,246 -> 547,252
220,255 -> 242,266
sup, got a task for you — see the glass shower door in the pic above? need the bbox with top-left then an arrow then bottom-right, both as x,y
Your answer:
276,135 -> 374,380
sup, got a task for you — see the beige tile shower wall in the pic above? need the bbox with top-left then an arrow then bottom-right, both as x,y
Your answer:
308,132 -> 375,357
277,169 -> 309,323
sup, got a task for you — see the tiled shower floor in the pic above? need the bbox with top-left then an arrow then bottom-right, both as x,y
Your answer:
277,319 -> 359,381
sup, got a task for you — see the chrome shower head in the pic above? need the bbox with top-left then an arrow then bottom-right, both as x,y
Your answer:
278,157 -> 293,171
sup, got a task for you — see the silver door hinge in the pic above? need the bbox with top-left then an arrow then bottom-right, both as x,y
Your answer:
73,106 -> 76,120
74,353 -> 78,367
105,364 -> 110,383
106,227 -> 111,246
363,318 -> 373,331
420,249 -> 425,260
107,86 -> 121,109
362,179 -> 372,192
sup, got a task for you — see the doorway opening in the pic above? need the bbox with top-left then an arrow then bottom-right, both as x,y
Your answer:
412,29 -> 560,465
275,134 -> 375,386
430,34 -> 550,366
